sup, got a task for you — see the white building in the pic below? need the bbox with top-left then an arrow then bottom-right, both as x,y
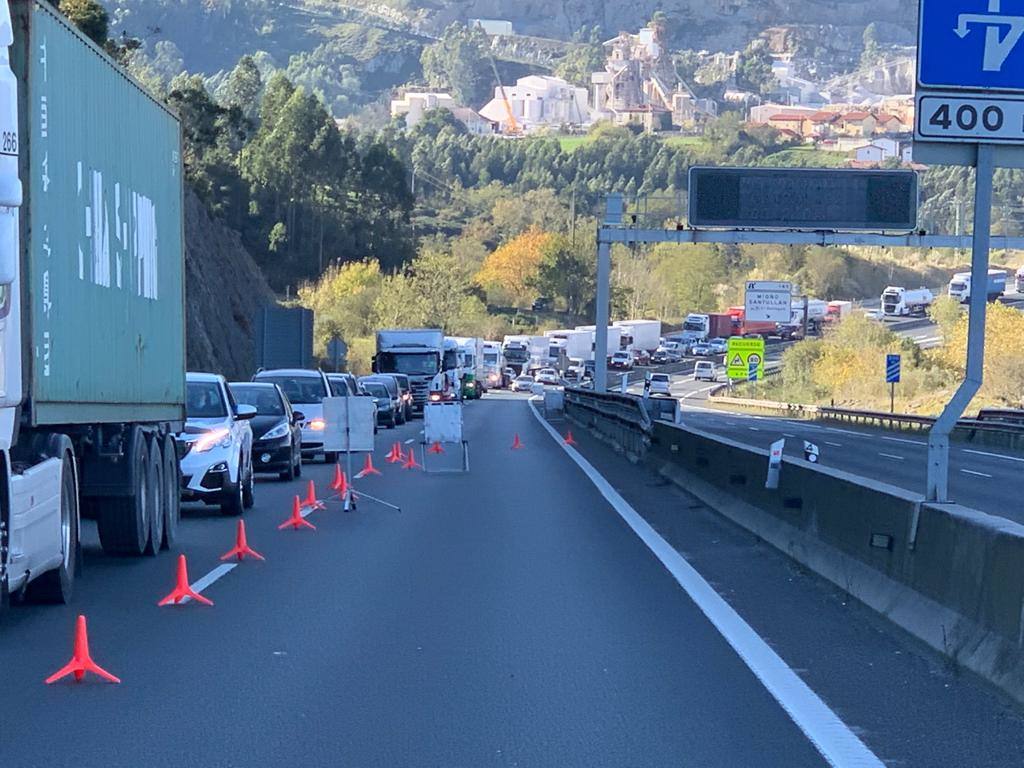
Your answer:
479,75 -> 591,132
470,18 -> 513,36
391,92 -> 457,128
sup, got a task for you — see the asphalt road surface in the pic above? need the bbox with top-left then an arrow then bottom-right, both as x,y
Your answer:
1,394 -> 1023,767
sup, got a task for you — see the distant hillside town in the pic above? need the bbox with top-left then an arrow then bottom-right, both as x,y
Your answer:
391,20 -> 916,166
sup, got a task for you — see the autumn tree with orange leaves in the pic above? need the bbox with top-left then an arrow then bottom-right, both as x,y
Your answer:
473,227 -> 554,308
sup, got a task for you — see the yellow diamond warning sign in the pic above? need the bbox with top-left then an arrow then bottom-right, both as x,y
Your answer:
726,337 -> 766,381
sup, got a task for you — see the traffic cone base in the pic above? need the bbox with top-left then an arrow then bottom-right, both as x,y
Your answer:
511,433 -> 523,450
158,554 -> 214,606
402,447 -> 422,470
428,441 -> 444,454
279,496 -> 316,530
564,430 -> 577,446
221,520 -> 265,562
359,453 -> 382,476
385,442 -> 404,463
45,615 -> 120,684
302,479 -> 325,511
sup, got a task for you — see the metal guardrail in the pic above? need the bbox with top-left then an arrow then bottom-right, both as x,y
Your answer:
564,387 -> 653,432
708,393 -> 1024,436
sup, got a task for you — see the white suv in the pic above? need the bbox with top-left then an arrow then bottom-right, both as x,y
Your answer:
694,361 -> 717,382
178,372 -> 256,515
648,372 -> 672,395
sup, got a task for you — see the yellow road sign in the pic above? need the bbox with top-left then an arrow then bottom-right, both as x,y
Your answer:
726,337 -> 766,380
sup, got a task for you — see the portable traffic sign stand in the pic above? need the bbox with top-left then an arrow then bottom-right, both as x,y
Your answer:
323,395 -> 401,512
915,0 -> 1024,502
422,402 -> 469,473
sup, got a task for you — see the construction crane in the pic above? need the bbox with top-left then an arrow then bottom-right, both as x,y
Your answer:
487,52 -> 521,135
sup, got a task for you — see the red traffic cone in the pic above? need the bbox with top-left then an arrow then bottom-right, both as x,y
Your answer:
301,479 -> 325,511
386,442 -> 404,463
45,615 -> 121,684
221,520 -> 265,562
158,554 -> 213,606
402,447 -> 422,470
330,463 -> 345,492
564,430 -> 577,446
359,453 -> 382,477
428,441 -> 444,454
279,495 -> 316,530
511,433 -> 523,450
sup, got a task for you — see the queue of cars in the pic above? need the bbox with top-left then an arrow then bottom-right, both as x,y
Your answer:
177,367 -> 421,517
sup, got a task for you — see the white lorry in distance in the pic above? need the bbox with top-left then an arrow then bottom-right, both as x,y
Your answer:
481,340 -> 506,388
825,300 -> 853,322
948,269 -> 1007,304
374,329 -> 444,413
451,336 -> 486,398
575,325 -> 623,356
502,335 -> 530,375
565,330 -> 593,361
614,320 -> 661,352
880,287 -> 933,317
1016,267 -> 1024,294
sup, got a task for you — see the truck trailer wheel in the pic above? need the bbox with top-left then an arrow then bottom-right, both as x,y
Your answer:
97,427 -> 151,556
143,435 -> 164,556
161,433 -> 180,549
27,450 -> 79,604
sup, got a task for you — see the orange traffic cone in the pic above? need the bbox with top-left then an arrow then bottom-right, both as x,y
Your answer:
428,441 -> 444,454
158,554 -> 214,606
564,430 -> 577,446
279,495 -> 316,530
221,520 -> 265,562
511,433 -> 523,450
359,453 -> 382,477
301,479 -> 325,511
385,442 -> 404,463
402,447 -> 422,470
45,615 -> 121,684
330,463 -> 345,492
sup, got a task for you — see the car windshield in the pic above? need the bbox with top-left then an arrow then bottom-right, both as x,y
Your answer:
362,382 -> 388,398
378,352 -> 439,376
187,381 -> 227,419
230,384 -> 284,416
652,375 -> 669,382
256,375 -> 326,404
516,376 -> 533,383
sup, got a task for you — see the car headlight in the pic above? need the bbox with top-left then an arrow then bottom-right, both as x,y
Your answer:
193,427 -> 231,453
261,421 -> 290,440
307,418 -> 325,431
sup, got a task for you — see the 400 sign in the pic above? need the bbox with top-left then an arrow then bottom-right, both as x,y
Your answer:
916,94 -> 1024,143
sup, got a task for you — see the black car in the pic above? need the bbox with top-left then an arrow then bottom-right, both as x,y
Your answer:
229,382 -> 303,481
387,373 -> 415,420
362,374 -> 406,424
359,378 -> 398,428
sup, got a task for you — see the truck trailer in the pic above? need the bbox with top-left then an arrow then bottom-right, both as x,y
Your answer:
948,269 -> 1007,304
880,287 -> 933,317
3,0 -> 186,605
613,319 -> 661,352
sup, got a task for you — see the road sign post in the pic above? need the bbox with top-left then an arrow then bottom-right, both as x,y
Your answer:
915,0 -> 1021,501
886,354 -> 901,414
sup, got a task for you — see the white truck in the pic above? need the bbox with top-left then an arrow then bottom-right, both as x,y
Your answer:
374,329 -> 444,413
502,335 -> 530,375
480,340 -> 506,389
2,0 -> 187,606
880,287 -> 933,317
1016,267 -> 1024,294
948,269 -> 1007,303
450,336 -> 486,398
576,325 -> 624,354
614,320 -> 661,352
565,330 -> 593,362
825,300 -> 853,323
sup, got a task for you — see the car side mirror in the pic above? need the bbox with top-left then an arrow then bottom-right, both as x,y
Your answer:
292,410 -> 305,423
235,404 -> 257,420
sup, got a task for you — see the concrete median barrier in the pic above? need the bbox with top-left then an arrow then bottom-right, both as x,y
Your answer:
634,417 -> 1024,704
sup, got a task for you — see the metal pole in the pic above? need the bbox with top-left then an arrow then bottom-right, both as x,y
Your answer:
926,143 -> 995,502
594,238 -> 611,393
890,381 -> 895,414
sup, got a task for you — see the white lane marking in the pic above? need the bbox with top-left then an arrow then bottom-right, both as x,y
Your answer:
826,427 -> 873,438
404,438 -> 415,444
963,449 -> 1024,464
748,427 -> 760,431
783,433 -> 796,438
179,563 -> 237,604
825,441 -> 843,448
880,436 -> 926,446
878,452 -> 905,461
527,399 -> 883,768
961,469 -> 993,478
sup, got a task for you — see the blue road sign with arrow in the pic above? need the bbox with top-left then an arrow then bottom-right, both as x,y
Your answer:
886,354 -> 901,383
918,0 -> 1024,92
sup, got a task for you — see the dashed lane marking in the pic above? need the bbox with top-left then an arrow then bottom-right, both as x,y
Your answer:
179,563 -> 237,604
527,398 -> 884,768
878,452 -> 905,461
825,441 -> 843,448
963,449 -> 1024,464
961,469 -> 993,478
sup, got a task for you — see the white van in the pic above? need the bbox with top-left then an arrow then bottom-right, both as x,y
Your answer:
694,361 -> 717,382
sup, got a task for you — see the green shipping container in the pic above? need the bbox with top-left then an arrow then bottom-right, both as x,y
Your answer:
11,0 -> 185,426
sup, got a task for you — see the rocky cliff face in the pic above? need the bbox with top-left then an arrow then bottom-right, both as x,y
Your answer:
184,189 -> 277,381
